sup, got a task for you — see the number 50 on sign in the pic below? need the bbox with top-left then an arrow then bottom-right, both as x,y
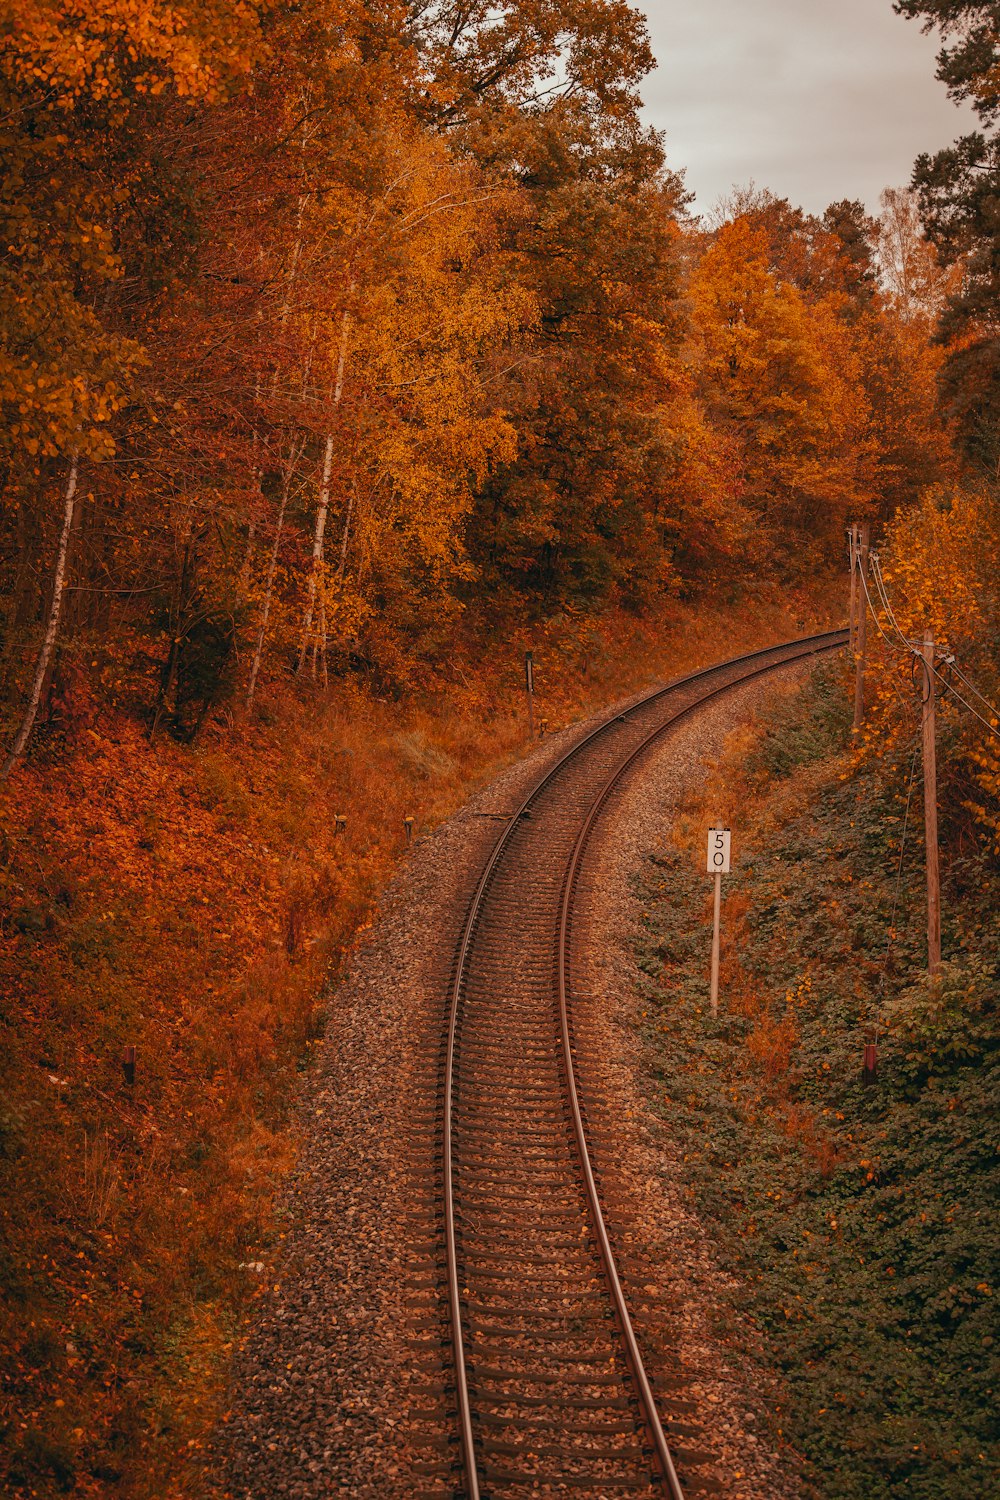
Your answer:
707,828 -> 731,874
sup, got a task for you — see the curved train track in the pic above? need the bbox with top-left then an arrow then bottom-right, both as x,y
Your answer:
422,630 -> 847,1500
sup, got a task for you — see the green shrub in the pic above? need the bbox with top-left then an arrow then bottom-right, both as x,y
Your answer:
637,670 -> 1000,1499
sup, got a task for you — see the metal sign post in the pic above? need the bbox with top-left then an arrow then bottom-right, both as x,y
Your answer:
706,826 -> 731,1016
524,651 -> 535,740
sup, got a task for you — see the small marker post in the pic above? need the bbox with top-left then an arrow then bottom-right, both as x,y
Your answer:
706,825 -> 731,1017
404,815 -> 415,845
334,814 -> 347,836
122,1045 -> 136,1086
863,1041 -> 878,1085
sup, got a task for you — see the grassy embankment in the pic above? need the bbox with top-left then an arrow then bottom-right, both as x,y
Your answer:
637,664 -> 998,1500
0,582 -> 839,1499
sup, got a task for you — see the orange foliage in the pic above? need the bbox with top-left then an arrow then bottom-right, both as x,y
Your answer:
857,485 -> 1000,853
0,585 -> 840,1497
746,1009 -> 799,1082
690,215 -> 868,551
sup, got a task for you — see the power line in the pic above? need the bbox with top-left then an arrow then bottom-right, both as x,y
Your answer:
861,554 -> 1000,741
947,657 -> 1000,723
852,560 -> 924,726
935,674 -> 1000,739
869,554 -> 914,652
856,560 -> 913,658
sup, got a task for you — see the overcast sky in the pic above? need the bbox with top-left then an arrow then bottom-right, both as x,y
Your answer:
637,0 -> 977,217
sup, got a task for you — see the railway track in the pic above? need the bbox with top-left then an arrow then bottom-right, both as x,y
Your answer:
409,630 -> 848,1500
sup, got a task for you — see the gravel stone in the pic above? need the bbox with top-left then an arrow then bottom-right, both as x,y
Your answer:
220,662 -> 813,1499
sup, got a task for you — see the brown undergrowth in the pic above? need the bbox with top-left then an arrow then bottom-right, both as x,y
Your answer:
0,584 -> 839,1499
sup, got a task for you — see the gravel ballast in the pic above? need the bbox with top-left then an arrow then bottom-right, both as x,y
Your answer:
221,661 -> 815,1499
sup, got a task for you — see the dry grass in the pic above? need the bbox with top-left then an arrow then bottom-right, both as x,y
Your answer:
0,582 -> 842,1498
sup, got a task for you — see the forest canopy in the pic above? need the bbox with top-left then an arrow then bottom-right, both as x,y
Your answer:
0,1 -> 968,759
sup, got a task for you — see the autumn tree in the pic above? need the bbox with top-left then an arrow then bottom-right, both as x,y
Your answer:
688,215 -> 870,568
0,0 -> 282,766
711,187 -> 872,305
465,103 -> 690,603
859,482 -> 1000,853
271,118 -> 534,687
1,0 -> 548,737
404,0 -> 655,131
878,186 -> 963,324
824,200 -> 879,293
401,0 -> 693,606
848,191 -> 958,519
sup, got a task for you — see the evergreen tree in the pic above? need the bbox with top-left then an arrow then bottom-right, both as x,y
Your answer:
896,2 -> 1000,466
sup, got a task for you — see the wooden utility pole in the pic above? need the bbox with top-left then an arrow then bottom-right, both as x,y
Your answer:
848,523 -> 859,652
853,521 -> 870,732
921,631 -> 942,976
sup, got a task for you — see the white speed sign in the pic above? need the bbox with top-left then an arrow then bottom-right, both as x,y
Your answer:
706,828 -> 731,874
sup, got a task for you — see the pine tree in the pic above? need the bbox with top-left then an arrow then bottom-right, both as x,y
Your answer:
896,1 -> 1000,466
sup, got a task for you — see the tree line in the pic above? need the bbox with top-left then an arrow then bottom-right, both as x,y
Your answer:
0,1 -> 970,760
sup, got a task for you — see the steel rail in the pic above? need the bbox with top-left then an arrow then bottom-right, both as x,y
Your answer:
443,628 -> 848,1498
555,629 -> 848,1497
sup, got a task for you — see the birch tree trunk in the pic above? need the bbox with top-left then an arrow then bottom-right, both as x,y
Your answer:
247,436 -> 304,710
296,431 -> 335,673
297,303 -> 351,673
241,370 -> 265,587
336,484 -> 354,584
1,453 -> 79,779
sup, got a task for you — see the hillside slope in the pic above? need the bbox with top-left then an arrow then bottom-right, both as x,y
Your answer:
0,584 -> 836,1499
637,666 -> 999,1499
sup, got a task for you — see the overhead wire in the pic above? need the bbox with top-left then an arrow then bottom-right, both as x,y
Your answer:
860,553 -> 1000,741
853,559 -> 927,724
869,553 -> 914,651
869,552 -> 998,731
850,545 -> 996,1058
930,672 -> 1000,739
856,561 -> 913,657
947,658 -> 1000,723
